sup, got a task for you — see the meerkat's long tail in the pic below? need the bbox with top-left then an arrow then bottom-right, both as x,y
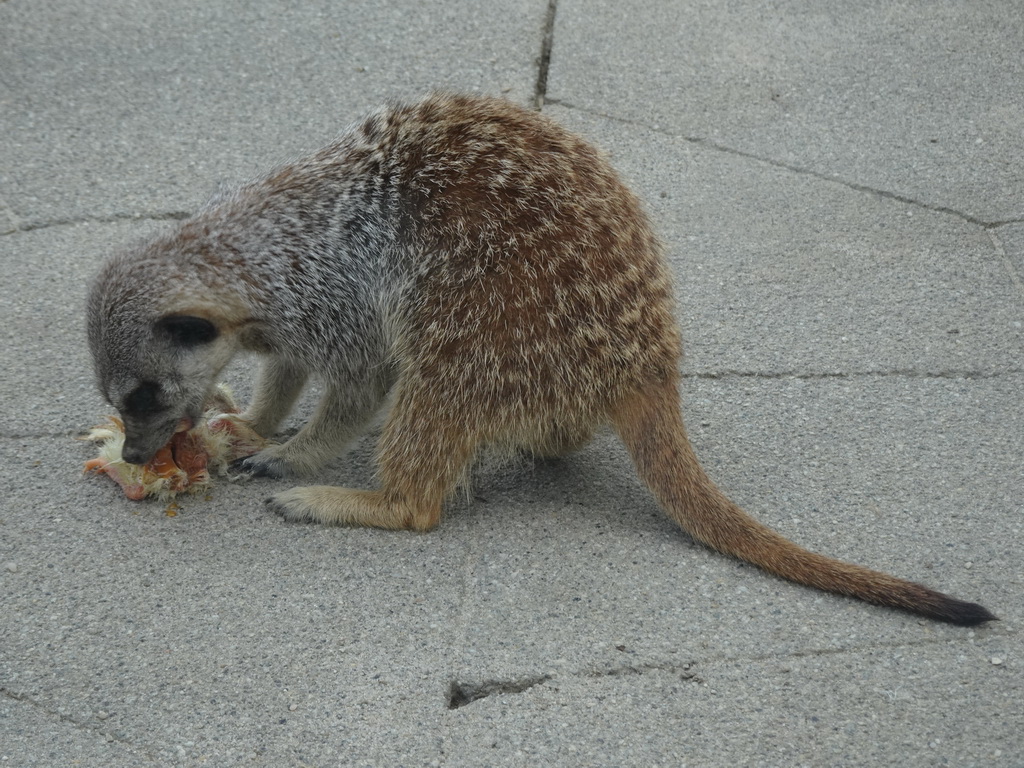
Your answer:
611,378 -> 996,626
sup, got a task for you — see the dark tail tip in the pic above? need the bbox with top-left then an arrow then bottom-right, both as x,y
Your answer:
928,598 -> 997,627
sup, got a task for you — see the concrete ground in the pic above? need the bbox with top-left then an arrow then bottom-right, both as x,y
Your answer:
1,1 -> 1022,765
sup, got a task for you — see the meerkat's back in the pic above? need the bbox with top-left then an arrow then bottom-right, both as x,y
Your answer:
381,94 -> 681,453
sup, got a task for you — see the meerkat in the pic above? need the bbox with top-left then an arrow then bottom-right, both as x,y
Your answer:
87,92 -> 994,626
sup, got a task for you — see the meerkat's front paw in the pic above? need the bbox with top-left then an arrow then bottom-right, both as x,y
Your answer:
232,448 -> 292,479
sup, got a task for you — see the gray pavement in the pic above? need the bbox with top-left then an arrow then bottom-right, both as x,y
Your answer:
1,1 -> 1021,766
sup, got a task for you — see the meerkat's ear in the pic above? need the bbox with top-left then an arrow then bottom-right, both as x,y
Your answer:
156,315 -> 220,347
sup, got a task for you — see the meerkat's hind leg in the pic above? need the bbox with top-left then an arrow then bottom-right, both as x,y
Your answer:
268,382 -> 478,530
268,487 -> 420,529
267,444 -> 470,530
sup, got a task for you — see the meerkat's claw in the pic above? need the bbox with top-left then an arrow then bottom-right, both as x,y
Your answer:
232,451 -> 289,479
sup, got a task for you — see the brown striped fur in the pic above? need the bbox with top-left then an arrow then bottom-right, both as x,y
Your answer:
88,93 -> 994,625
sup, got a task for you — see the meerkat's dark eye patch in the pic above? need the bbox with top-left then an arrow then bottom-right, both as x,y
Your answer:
124,381 -> 164,415
157,315 -> 219,347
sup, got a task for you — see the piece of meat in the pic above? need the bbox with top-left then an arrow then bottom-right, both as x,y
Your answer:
82,386 -> 267,501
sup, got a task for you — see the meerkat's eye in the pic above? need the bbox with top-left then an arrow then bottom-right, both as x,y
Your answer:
124,381 -> 164,415
157,315 -> 219,347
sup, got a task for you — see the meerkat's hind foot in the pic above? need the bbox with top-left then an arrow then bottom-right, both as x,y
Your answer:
267,486 -> 439,531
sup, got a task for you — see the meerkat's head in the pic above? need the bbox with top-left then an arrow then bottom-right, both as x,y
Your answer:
87,234 -> 247,466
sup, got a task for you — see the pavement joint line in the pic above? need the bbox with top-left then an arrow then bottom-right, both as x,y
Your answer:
5,148 -> 1020,241
681,369 -> 1023,381
5,431 -> 97,440
5,369 -> 1024,442
985,228 -> 1024,298
6,210 -> 191,236
545,98 -> 1016,229
8,207 -> 1021,239
532,0 -> 558,110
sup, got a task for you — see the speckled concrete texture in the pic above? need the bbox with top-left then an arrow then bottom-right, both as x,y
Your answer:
2,1 -> 1021,765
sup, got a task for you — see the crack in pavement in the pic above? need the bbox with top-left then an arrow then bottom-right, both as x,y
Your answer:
5,370 -> 1018,444
4,430 -> 103,441
986,228 -> 1024,298
681,368 -> 1024,381
0,197 -> 19,235
446,661 -> 702,710
0,685 -> 158,760
533,0 -> 558,110
443,627 -> 1011,711
584,658 -> 702,683
544,99 -> 1024,230
447,674 -> 553,709
4,210 -> 190,235
9,98 -> 1021,239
